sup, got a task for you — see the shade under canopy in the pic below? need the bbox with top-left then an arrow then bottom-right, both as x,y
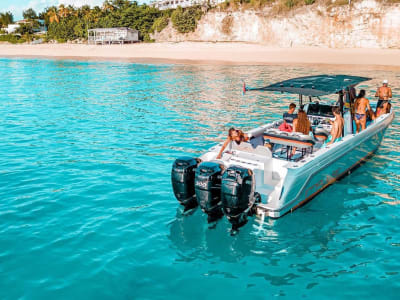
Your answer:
246,75 -> 371,97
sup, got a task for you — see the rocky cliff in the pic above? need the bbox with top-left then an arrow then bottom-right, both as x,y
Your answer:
152,0 -> 400,48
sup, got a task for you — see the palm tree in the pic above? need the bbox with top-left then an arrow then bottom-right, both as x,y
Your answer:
102,1 -> 115,12
58,4 -> 70,18
46,6 -> 59,24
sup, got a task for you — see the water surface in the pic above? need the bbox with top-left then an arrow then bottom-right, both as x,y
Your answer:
0,58 -> 399,299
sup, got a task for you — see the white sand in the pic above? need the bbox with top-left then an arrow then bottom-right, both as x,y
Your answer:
0,42 -> 399,68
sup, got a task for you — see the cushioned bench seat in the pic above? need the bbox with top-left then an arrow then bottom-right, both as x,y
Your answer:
263,129 -> 315,149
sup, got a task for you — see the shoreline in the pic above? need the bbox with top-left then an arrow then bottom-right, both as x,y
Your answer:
1,42 -> 400,69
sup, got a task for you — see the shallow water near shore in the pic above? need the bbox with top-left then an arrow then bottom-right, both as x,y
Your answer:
0,58 -> 399,299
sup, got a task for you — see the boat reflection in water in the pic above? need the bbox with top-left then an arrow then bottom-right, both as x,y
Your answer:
171,75 -> 394,230
168,181 -> 349,265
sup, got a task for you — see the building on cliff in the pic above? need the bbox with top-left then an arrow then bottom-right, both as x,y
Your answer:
150,0 -> 224,10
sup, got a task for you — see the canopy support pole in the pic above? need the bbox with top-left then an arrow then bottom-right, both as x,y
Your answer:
299,94 -> 303,107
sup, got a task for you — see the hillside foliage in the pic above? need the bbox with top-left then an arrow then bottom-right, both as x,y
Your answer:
151,15 -> 170,33
171,6 -> 203,34
0,1 -> 206,43
0,12 -> 13,27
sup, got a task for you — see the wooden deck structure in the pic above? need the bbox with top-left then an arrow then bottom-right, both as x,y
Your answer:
88,27 -> 139,45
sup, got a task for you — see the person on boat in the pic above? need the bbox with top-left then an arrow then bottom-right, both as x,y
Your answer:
375,80 -> 392,115
293,108 -> 311,135
279,103 -> 297,132
324,107 -> 344,146
216,128 -> 249,159
376,101 -> 392,117
354,90 -> 373,133
291,108 -> 312,156
349,86 -> 357,104
344,86 -> 357,111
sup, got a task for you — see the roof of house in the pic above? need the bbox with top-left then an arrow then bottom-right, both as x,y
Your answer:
88,27 -> 139,33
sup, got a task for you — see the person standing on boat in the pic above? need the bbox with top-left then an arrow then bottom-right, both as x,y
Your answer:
354,90 -> 373,133
375,80 -> 392,115
344,86 -> 357,111
325,107 -> 344,146
279,103 -> 297,132
216,128 -> 249,159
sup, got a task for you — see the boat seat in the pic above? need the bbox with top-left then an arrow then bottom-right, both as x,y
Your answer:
264,129 -> 315,149
313,127 -> 330,141
248,126 -> 268,138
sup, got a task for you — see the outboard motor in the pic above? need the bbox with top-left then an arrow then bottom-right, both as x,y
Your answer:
171,157 -> 200,211
221,166 -> 257,230
194,162 -> 224,222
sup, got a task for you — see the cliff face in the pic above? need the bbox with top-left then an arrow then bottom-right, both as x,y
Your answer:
152,0 -> 400,48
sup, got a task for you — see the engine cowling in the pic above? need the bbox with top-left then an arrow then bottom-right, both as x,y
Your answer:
221,166 -> 256,230
194,162 -> 224,222
171,157 -> 200,210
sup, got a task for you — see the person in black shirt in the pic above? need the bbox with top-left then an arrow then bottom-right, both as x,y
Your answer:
279,103 -> 297,132
283,103 -> 298,124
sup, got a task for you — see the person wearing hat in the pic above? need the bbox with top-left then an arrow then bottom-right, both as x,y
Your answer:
375,79 -> 392,115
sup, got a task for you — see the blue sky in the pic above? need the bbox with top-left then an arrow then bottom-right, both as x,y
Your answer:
0,0 -> 147,21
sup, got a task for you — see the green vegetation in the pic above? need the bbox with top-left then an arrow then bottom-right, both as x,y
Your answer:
218,0 -> 322,11
221,15 -> 234,35
151,15 -> 170,33
0,1 -> 205,43
171,6 -> 203,34
42,1 -> 163,42
0,12 -> 13,27
23,8 -> 38,20
0,34 -> 24,44
329,0 -> 350,6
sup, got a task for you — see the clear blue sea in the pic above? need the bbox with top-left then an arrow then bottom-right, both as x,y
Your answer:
0,58 -> 399,299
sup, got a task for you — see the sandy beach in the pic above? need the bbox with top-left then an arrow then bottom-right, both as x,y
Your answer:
0,42 -> 399,68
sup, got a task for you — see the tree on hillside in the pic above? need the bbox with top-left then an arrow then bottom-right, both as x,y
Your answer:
58,4 -> 71,18
46,6 -> 59,24
111,0 -> 131,10
16,23 -> 34,35
102,1 -> 115,12
0,12 -> 14,27
23,8 -> 37,20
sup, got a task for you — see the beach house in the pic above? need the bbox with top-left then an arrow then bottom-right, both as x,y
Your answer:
3,19 -> 47,34
88,27 -> 139,45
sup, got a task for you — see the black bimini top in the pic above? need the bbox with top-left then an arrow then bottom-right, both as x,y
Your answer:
246,75 -> 371,97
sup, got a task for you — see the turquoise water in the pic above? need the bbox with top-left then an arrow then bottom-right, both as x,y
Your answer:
0,58 -> 399,299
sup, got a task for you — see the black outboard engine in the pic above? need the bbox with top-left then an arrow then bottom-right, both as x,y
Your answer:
221,166 -> 257,230
194,162 -> 224,222
171,157 -> 200,211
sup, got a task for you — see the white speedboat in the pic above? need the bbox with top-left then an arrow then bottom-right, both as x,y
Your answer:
171,75 -> 394,229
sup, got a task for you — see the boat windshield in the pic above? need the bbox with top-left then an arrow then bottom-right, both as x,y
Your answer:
306,103 -> 335,117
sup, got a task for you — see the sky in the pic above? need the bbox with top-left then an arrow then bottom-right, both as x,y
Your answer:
0,0 -> 147,21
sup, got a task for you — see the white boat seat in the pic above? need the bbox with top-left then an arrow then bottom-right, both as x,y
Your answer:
313,127 -> 330,141
264,129 -> 315,149
248,126 -> 267,138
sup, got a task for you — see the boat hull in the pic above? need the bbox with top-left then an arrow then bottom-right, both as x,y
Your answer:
259,111 -> 394,218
